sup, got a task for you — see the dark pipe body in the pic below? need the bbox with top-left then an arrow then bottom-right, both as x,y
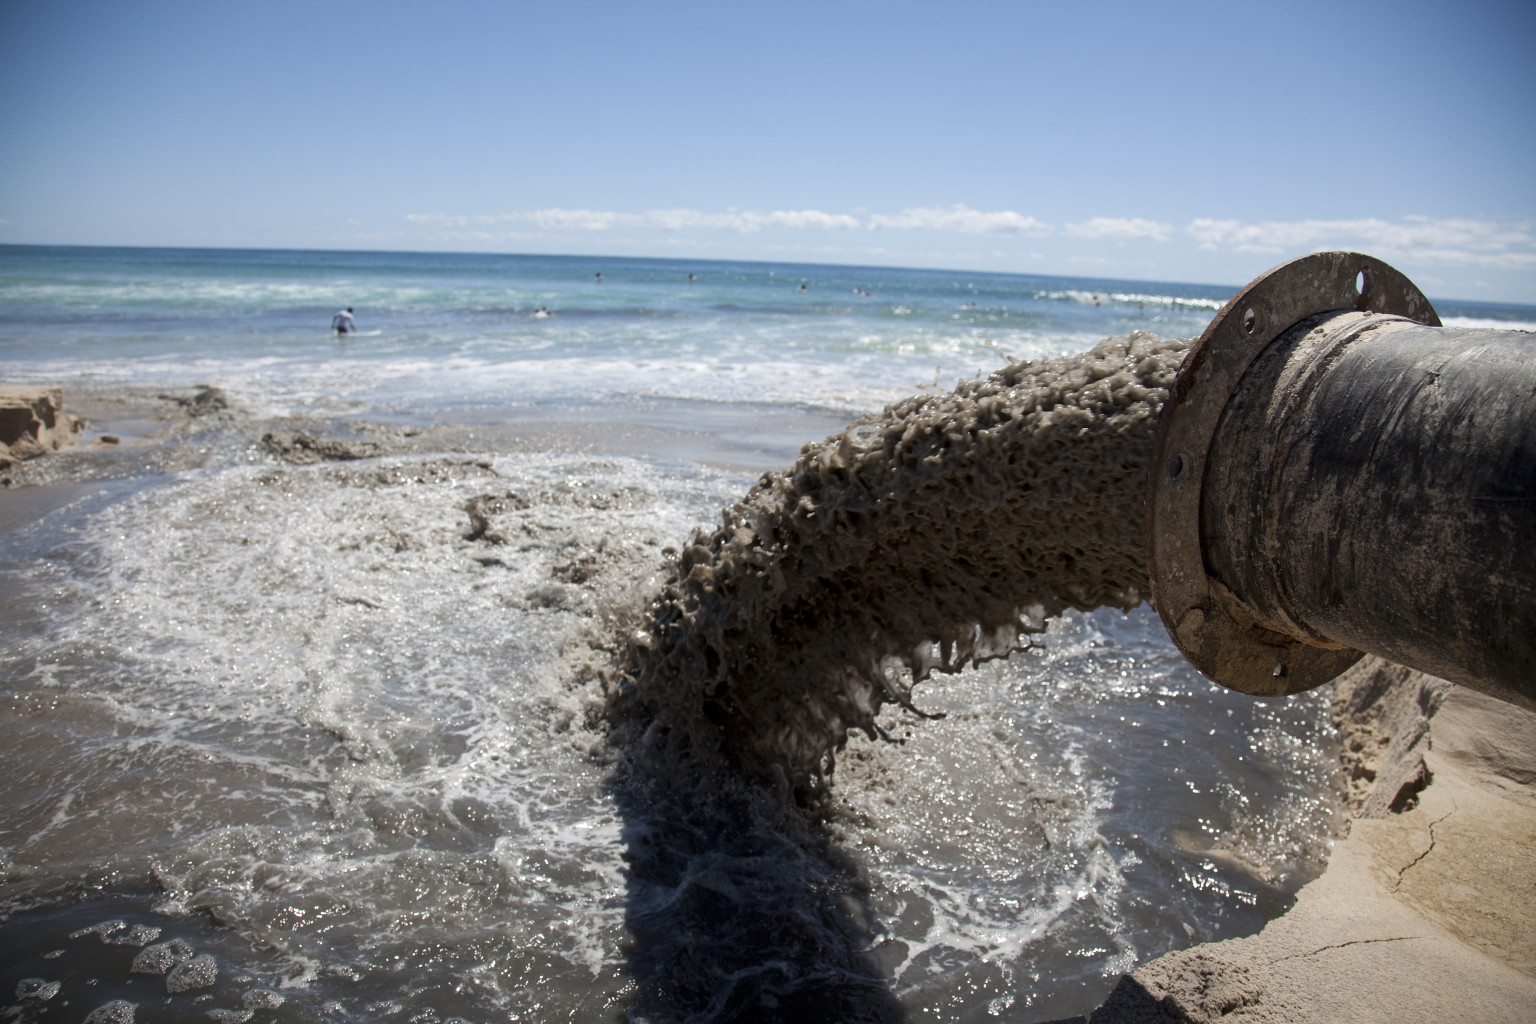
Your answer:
1148,252 -> 1536,710
1200,312 -> 1536,707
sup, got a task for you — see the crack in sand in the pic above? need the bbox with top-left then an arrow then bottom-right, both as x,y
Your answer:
1391,805 -> 1456,892
1267,935 -> 1420,964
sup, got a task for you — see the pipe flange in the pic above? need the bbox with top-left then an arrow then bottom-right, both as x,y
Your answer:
1146,251 -> 1439,696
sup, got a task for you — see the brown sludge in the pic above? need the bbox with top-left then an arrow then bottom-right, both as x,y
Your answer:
609,331 -> 1190,791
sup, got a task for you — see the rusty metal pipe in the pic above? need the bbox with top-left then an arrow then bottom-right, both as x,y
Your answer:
1147,252 -> 1536,709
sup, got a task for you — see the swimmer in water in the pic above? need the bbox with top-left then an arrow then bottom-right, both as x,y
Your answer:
531,307 -> 552,319
331,307 -> 355,334
595,272 -> 603,282
688,273 -> 697,281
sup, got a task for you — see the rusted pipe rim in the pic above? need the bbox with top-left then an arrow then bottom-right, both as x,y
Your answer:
1146,252 -> 1440,696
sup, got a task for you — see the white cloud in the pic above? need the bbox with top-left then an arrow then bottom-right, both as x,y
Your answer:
753,209 -> 862,230
411,204 -> 1050,236
529,208 -> 627,231
1064,217 -> 1173,242
866,204 -> 1049,235
403,208 -> 1534,272
650,209 -> 862,232
1186,216 -> 1535,268
1388,248 -> 1536,269
406,207 -> 859,234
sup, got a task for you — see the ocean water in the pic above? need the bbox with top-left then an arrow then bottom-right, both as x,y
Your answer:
2,245 -> 1527,1022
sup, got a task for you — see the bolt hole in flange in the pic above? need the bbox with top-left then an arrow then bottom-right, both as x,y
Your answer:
1354,268 -> 1369,299
1241,305 -> 1262,337
1167,451 -> 1192,483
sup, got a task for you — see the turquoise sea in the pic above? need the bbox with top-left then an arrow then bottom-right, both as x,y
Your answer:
1,245 -> 1530,1022
4,245 -> 1528,440
0,245 -> 1234,418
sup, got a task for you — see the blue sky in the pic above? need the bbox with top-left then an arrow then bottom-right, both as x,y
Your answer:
2,0 -> 1533,300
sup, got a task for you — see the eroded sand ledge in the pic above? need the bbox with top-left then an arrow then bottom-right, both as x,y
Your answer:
1070,657 -> 1536,1023
0,386 -> 84,469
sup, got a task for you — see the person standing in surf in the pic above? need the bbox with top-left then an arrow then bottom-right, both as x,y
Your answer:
331,307 -> 356,334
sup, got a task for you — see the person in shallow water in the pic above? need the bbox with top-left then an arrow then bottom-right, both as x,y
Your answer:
331,307 -> 356,334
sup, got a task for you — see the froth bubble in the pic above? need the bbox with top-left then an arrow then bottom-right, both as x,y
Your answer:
131,938 -> 196,974
165,953 -> 218,992
69,919 -> 127,941
82,1001 -> 137,1024
15,978 -> 61,1001
107,923 -> 163,946
242,989 -> 286,1009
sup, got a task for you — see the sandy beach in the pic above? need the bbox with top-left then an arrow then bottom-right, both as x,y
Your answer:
3,372 -> 1519,1024
37,384 -> 1534,1024
4,247 -> 1530,1022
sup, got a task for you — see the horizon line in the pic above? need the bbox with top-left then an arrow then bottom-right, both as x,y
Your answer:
2,240 -> 1531,310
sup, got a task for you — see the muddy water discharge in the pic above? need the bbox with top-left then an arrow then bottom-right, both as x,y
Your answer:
603,332 -> 1199,1021
615,332 -> 1188,790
